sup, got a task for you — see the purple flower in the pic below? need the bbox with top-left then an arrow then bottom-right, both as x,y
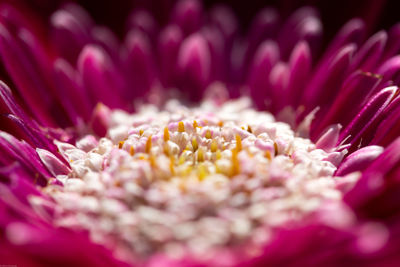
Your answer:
1,1 -> 400,266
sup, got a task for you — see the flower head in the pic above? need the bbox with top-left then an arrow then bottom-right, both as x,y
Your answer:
1,1 -> 400,266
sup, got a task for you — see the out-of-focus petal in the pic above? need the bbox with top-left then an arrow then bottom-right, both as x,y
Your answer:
336,146 -> 384,176
177,33 -> 211,101
78,45 -> 127,110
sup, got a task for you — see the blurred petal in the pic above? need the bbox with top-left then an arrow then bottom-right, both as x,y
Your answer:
336,145 -> 384,176
177,33 -> 211,101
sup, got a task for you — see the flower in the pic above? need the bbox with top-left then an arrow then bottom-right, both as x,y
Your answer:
1,0 -> 400,266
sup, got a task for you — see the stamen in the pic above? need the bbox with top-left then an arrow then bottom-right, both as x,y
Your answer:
197,147 -> 205,162
163,143 -> 170,155
178,121 -> 185,132
210,140 -> 218,152
231,148 -> 240,176
169,155 -> 175,175
198,164 -> 207,181
192,137 -> 198,152
179,154 -> 186,165
118,141 -> 124,149
149,154 -> 156,167
216,150 -> 222,160
145,135 -> 152,153
130,146 -> 135,156
205,129 -> 212,139
236,134 -> 242,151
265,150 -> 271,160
164,127 -> 170,141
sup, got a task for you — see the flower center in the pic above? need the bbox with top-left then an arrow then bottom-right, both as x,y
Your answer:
42,97 -> 341,262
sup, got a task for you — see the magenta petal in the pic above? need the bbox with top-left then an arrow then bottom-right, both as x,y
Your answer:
350,30 -> 387,72
248,7 -> 279,41
36,148 -> 71,177
228,38 -> 248,90
278,7 -> 322,59
50,66 -> 81,125
53,59 -> 93,122
0,181 -> 47,220
61,3 -> 94,29
302,43 -> 356,116
0,131 -> 51,183
0,81 -> 38,129
5,114 -> 50,149
371,94 -> 400,146
5,115 -> 59,155
313,70 -> 382,138
177,33 -> 211,101
241,8 -> 279,83
344,137 -> 400,218
125,29 -> 157,100
0,24 -> 57,127
0,3 -> 36,34
336,146 -> 384,176
78,45 -> 126,109
208,5 -> 238,81
248,40 -> 279,110
245,224 -> 354,266
90,103 -> 111,137
209,4 -> 238,42
16,29 -> 72,127
126,9 -> 158,41
382,22 -> 400,61
377,55 -> 400,85
158,25 -> 183,88
203,26 -> 225,81
91,26 -> 122,67
315,124 -> 342,151
0,219 -> 129,267
339,86 -> 398,149
172,0 -> 203,35
0,5 -> 73,125
269,62 -> 289,112
0,163 -> 52,207
286,41 -> 311,108
324,18 -> 366,60
50,8 -> 91,64
324,151 -> 346,167
247,7 -> 279,53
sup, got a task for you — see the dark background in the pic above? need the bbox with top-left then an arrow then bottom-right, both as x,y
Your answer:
1,0 -> 400,135
8,0 -> 400,41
